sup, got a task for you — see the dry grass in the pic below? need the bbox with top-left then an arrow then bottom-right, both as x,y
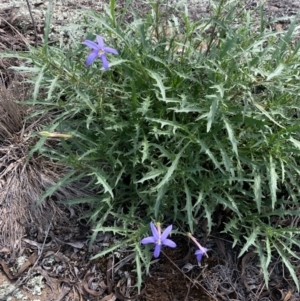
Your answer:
0,6 -> 92,258
0,81 -> 89,257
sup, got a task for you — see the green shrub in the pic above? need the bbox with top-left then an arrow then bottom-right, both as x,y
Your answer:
4,0 -> 300,290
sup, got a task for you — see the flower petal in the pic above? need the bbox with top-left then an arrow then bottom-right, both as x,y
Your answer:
103,47 -> 118,55
141,236 -> 156,245
150,222 -> 159,240
86,50 -> 98,66
195,248 -> 207,262
161,224 -> 172,241
100,54 -> 109,70
162,238 -> 176,248
96,35 -> 105,48
83,40 -> 99,50
153,244 -> 161,258
195,251 -> 204,262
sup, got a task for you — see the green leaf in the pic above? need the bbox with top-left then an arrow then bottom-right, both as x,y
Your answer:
274,243 -> 300,291
140,137 -> 149,163
146,118 -> 185,132
266,63 -> 284,81
238,227 -> 259,257
136,170 -> 163,184
135,249 -> 143,294
257,240 -> 270,288
59,196 -> 100,205
47,75 -> 59,100
203,203 -> 213,233
155,145 -> 187,190
43,0 -> 53,46
135,243 -> 151,292
33,65 -> 46,103
207,99 -> 219,133
197,139 -> 224,173
75,88 -> 96,113
223,118 -> 238,155
289,137 -> 300,149
91,241 -> 127,259
109,59 -> 128,68
214,138 -> 233,174
212,193 -> 240,217
252,102 -> 284,128
269,156 -> 278,209
253,171 -> 262,213
109,0 -> 116,26
154,185 -> 167,219
38,171 -> 84,205
184,181 -> 194,233
147,70 -> 170,102
89,169 -> 114,198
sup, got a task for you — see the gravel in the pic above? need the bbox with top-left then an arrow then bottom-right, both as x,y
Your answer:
1,0 -> 300,45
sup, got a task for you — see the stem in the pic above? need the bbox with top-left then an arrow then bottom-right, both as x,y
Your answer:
205,0 -> 226,56
25,0 -> 38,46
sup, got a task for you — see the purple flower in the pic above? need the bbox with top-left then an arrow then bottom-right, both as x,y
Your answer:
195,246 -> 208,262
188,233 -> 208,263
83,35 -> 118,70
141,222 -> 177,258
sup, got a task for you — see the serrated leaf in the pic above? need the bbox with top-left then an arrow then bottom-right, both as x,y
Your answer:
91,241 -> 126,259
269,156 -> 278,209
238,227 -> 259,257
154,185 -> 167,218
223,118 -> 238,155
197,139 -> 224,173
115,165 -> 126,186
279,158 -> 285,183
136,170 -> 163,184
59,196 -> 100,205
146,117 -> 185,132
214,138 -> 233,174
147,55 -> 170,69
155,145 -> 187,190
137,96 -> 152,116
47,75 -> 59,100
257,241 -> 270,288
33,65 -> 46,103
147,70 -> 170,102
75,88 -> 96,113
213,193 -> 240,216
266,63 -> 284,81
289,137 -> 300,149
254,171 -> 262,213
274,244 -> 300,291
207,99 -> 219,132
253,102 -> 284,128
193,190 -> 204,209
184,181 -> 194,233
43,0 -> 53,45
38,171 -> 84,205
90,169 -> 114,198
203,203 -> 213,233
140,137 -> 149,163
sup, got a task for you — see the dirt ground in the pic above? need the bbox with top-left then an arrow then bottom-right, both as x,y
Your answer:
1,1 -> 300,301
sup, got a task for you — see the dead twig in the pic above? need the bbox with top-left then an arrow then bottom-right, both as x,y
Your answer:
161,250 -> 219,301
25,0 -> 38,46
0,216 -> 54,300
